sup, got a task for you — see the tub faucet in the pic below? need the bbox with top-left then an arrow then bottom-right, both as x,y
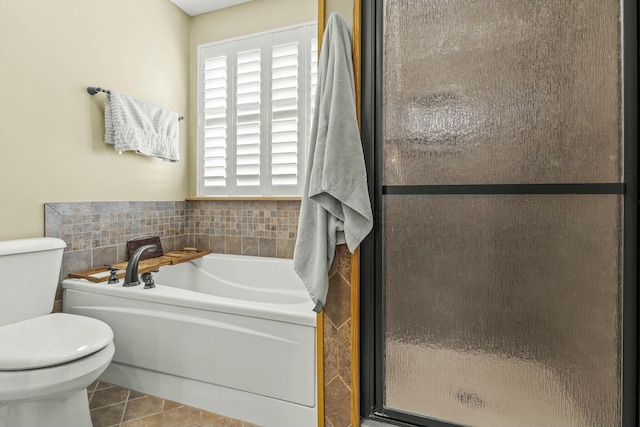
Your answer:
123,244 -> 157,287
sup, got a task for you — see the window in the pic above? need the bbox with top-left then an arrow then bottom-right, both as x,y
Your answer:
197,22 -> 318,196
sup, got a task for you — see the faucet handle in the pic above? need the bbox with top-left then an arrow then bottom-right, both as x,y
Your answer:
104,264 -> 119,284
141,271 -> 156,289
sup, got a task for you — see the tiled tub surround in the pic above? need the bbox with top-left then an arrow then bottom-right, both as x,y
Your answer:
323,244 -> 356,427
187,200 -> 300,259
45,201 -> 189,287
44,200 -> 300,311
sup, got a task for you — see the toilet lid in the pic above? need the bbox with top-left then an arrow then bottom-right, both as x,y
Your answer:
0,313 -> 114,370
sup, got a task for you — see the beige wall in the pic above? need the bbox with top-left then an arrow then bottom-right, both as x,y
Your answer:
0,0 -> 346,241
0,0 -> 190,240
188,0 -> 317,196
326,0 -> 354,28
190,0 -> 317,55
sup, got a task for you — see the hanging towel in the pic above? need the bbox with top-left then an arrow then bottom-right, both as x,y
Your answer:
293,13 -> 373,313
104,90 -> 179,162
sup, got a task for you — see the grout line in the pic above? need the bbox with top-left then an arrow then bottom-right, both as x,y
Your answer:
87,383 -> 257,427
118,390 -> 131,427
121,397 -> 164,425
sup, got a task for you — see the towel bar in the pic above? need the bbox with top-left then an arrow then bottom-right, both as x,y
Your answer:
87,86 -> 184,121
87,86 -> 110,95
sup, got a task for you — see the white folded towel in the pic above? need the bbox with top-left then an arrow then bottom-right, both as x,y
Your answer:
293,13 -> 373,313
104,90 -> 179,162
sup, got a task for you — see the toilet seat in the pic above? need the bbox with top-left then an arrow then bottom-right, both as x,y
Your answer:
0,313 -> 113,370
0,341 -> 115,403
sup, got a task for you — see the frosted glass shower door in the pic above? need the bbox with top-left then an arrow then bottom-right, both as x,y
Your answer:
379,0 -> 625,426
383,195 -> 622,427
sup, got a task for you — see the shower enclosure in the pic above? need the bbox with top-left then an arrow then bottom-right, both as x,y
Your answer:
360,1 -> 638,426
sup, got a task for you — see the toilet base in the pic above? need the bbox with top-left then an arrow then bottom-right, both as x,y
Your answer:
0,389 -> 92,427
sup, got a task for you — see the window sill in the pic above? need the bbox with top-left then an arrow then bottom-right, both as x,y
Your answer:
186,196 -> 302,201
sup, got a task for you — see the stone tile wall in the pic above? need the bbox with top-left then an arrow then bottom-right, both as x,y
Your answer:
44,200 -> 300,311
323,244 -> 355,427
45,201 -> 190,311
187,200 -> 300,259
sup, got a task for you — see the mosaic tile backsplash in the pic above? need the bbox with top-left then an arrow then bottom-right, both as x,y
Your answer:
45,200 -> 300,311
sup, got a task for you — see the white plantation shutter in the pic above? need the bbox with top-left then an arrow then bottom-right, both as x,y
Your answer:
202,54 -> 228,188
270,32 -> 300,193
271,41 -> 298,189
235,45 -> 262,193
308,35 -> 318,145
197,22 -> 318,196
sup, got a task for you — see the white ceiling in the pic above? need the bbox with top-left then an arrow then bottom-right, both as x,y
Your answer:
169,0 -> 253,16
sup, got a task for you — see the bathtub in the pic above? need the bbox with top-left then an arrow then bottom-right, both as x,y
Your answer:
62,253 -> 317,427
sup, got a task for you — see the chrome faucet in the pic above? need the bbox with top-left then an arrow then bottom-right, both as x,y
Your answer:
123,244 -> 157,287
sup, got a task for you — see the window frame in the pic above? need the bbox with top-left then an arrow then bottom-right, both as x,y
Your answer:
196,21 -> 318,197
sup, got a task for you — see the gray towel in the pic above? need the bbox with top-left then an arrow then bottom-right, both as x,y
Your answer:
104,90 -> 179,162
293,13 -> 373,313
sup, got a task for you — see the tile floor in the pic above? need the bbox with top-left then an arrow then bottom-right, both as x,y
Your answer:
88,381 -> 260,427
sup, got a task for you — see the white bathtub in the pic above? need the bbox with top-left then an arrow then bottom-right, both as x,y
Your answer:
62,253 -> 317,427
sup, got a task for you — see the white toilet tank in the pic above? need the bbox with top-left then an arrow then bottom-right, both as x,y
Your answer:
0,237 -> 66,326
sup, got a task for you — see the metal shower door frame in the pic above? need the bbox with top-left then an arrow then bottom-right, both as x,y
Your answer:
359,0 -> 638,426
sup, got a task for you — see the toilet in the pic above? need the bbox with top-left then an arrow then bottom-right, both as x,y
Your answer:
0,237 -> 115,427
